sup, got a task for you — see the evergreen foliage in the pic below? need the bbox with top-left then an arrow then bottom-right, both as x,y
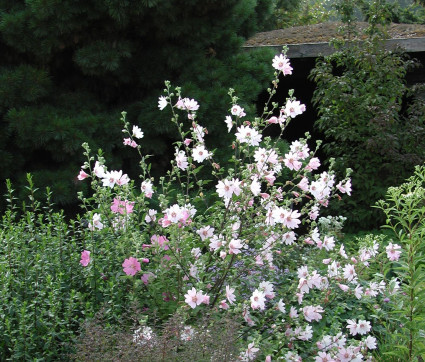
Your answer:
310,0 -> 425,230
0,0 -> 275,209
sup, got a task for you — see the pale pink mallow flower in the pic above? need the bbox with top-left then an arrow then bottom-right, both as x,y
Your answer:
354,285 -> 364,299
197,226 -> 214,241
338,284 -> 350,292
175,149 -> 189,171
122,257 -> 141,276
277,299 -> 285,313
151,235 -> 169,250
226,285 -> 236,304
80,250 -> 91,266
282,231 -> 296,245
250,289 -> 266,310
297,177 -> 309,191
284,99 -> 306,118
297,325 -> 313,341
241,342 -> 259,361
303,305 -> 324,322
224,115 -> 233,132
230,104 -> 245,117
259,281 -> 275,299
123,138 -> 137,148
283,152 -> 302,171
132,125 -> 144,139
305,157 -> 321,171
111,198 -> 134,215
364,335 -> 377,349
314,351 -> 335,362
290,140 -> 309,159
309,204 -> 319,220
216,178 -> 241,199
164,204 -> 183,224
272,54 -> 293,75
77,170 -> 89,180
229,239 -> 243,255
141,180 -> 154,198
184,287 -> 207,309
235,125 -> 262,146
347,319 -> 371,336
93,161 -> 106,178
273,207 -> 301,229
158,96 -> 167,110
102,170 -> 130,187
219,300 -> 229,310
192,124 -> 205,143
192,144 -> 211,163
250,178 -> 261,196
145,209 -> 157,223
176,97 -> 199,111
336,179 -> 352,196
88,213 -> 104,231
343,264 -> 357,282
209,234 -> 224,251
386,243 -> 402,261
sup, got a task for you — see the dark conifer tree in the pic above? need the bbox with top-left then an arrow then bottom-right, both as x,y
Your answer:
0,0 -> 278,208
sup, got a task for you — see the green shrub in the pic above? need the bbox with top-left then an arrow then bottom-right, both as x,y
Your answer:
310,0 -> 425,230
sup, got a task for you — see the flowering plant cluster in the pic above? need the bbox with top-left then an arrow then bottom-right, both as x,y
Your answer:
77,49 -> 404,361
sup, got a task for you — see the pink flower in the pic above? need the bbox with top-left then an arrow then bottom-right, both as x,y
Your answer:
184,287 -> 205,309
283,209 -> 301,229
111,198 -> 134,215
272,54 -> 293,75
386,243 -> 402,261
235,125 -> 262,146
226,285 -> 236,304
244,342 -> 259,360
336,179 -> 352,196
80,250 -> 90,266
284,100 -> 306,118
219,300 -> 229,310
158,96 -> 167,110
347,319 -> 371,336
197,226 -> 214,241
122,257 -> 141,276
132,125 -> 144,139
259,281 -> 275,299
141,180 -> 154,198
229,239 -> 243,255
151,235 -> 169,250
224,115 -> 233,132
284,152 -> 302,171
175,149 -> 189,171
141,273 -> 154,285
250,289 -> 266,310
305,157 -> 321,171
302,305 -> 324,322
192,144 -> 211,163
102,170 -> 130,188
230,104 -> 245,117
93,161 -> 105,178
77,170 -> 89,180
338,283 -> 349,292
184,138 -> 192,146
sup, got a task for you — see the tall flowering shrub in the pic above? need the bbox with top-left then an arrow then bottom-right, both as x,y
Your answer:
77,49 -> 404,360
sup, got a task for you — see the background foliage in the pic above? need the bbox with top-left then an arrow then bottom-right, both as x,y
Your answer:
310,0 -> 425,230
0,0 -> 278,210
